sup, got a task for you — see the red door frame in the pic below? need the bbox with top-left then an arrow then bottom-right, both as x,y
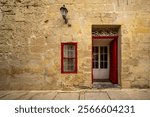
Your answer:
92,36 -> 118,83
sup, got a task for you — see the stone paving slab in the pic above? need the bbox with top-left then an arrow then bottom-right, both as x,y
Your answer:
125,90 -> 150,100
54,92 -> 79,100
0,92 -> 28,100
30,92 -> 57,100
17,92 -> 57,100
79,91 -> 85,100
0,91 -> 57,100
107,89 -> 150,100
0,92 -> 11,98
0,89 -> 150,100
84,92 -> 110,100
107,90 -> 132,100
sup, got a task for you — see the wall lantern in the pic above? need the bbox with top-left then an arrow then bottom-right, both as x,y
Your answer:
60,5 -> 68,24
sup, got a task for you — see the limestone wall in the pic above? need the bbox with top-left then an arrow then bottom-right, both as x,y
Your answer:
0,0 -> 150,90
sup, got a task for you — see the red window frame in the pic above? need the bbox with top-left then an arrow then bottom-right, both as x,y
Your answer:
61,42 -> 77,73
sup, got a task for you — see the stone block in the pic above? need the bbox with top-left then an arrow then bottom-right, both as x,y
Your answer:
29,36 -> 46,46
0,46 -> 13,54
24,61 -> 44,74
15,7 -> 25,21
107,90 -> 131,100
122,66 -> 129,73
131,80 -> 149,88
1,5 -> 15,15
30,46 -> 46,53
25,92 -> 57,100
122,51 -> 131,59
125,89 -> 150,100
19,0 -> 42,6
128,58 -> 139,66
122,37 -> 130,44
8,74 -> 47,90
44,65 -> 58,77
10,66 -> 24,74
105,4 -> 115,12
139,43 -> 150,51
79,91 -> 85,100
137,33 -> 150,43
54,92 -> 79,100
85,92 -> 110,100
121,73 -> 134,81
82,81 -> 92,88
1,14 -> 14,22
121,80 -> 131,88
0,9 -> 2,21
132,63 -> 150,80
85,0 -> 107,4
0,92 -> 27,99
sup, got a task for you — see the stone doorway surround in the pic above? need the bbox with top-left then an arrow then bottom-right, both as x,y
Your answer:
92,25 -> 121,88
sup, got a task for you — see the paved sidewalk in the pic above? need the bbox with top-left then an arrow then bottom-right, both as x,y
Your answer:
0,89 -> 150,100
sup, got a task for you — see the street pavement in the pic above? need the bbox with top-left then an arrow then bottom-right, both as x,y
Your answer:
0,89 -> 150,100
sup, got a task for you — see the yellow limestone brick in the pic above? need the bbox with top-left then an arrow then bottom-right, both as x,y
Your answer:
0,0 -> 150,90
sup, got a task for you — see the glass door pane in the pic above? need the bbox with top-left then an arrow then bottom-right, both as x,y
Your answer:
93,46 -> 99,68
100,46 -> 108,69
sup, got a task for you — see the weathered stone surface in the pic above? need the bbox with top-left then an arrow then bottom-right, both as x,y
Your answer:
0,89 -> 150,100
0,9 -> 2,21
0,92 -> 24,100
30,92 -> 57,100
131,80 -> 149,88
107,90 -> 132,100
79,91 -> 85,100
124,89 -> 150,100
84,92 -> 110,100
107,89 -> 150,100
0,0 -> 149,90
54,92 -> 79,100
121,80 -> 131,88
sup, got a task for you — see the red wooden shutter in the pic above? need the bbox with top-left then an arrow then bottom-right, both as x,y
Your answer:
109,38 -> 118,84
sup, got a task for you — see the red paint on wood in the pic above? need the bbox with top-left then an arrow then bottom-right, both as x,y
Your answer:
109,38 -> 118,84
61,42 -> 77,74
92,36 -> 118,84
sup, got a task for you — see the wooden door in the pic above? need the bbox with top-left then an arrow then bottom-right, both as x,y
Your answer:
93,46 -> 109,81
